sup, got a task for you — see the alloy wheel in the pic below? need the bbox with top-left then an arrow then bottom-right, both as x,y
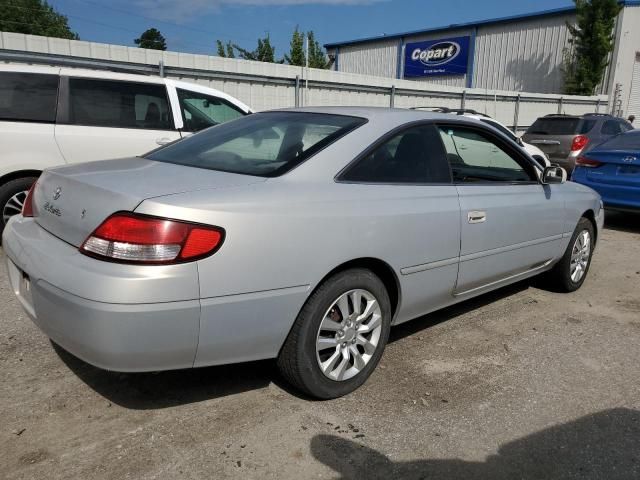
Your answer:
315,289 -> 383,381
570,229 -> 591,283
2,190 -> 28,225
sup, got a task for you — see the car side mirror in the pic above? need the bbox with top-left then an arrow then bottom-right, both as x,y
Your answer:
542,165 -> 567,185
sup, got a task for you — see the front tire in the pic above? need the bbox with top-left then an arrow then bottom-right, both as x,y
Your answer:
548,217 -> 595,292
0,177 -> 38,238
277,268 -> 391,399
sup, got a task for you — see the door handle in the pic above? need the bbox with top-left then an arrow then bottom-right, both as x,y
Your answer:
156,137 -> 173,146
468,211 -> 486,224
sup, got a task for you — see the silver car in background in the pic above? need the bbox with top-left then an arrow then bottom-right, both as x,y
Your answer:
3,107 -> 604,399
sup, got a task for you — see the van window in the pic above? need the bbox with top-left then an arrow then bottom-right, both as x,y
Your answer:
68,78 -> 172,130
0,72 -> 58,123
177,89 -> 245,132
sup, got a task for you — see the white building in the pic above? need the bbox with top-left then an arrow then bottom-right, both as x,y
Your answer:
325,1 -> 640,117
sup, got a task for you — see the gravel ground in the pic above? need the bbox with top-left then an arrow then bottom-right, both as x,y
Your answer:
1,211 -> 639,480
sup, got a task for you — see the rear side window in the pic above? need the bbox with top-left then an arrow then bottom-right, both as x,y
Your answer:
0,72 -> 58,123
578,119 -> 597,134
341,124 -> 452,184
598,131 -> 640,150
177,89 -> 245,132
68,78 -> 172,130
147,112 -> 365,177
601,120 -> 623,135
527,117 -> 580,135
620,121 -> 634,132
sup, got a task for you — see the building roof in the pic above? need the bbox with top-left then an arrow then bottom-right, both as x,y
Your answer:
324,1 -> 640,49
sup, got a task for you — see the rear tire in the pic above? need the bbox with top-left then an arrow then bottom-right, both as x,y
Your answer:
0,177 -> 38,238
277,268 -> 391,399
547,217 -> 595,292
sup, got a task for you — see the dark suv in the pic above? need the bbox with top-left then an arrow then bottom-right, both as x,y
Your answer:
522,114 -> 633,172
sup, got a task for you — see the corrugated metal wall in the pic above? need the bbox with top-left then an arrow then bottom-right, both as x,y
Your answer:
329,11 -> 586,95
337,40 -> 398,79
473,13 -> 574,93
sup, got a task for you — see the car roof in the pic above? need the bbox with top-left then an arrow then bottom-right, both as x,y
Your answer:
267,106 -> 482,124
541,113 -> 615,120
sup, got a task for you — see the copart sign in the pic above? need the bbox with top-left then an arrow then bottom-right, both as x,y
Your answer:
404,36 -> 470,77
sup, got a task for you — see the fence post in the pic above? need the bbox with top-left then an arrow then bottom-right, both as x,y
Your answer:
595,99 -> 601,113
295,75 -> 300,108
558,96 -> 563,114
461,90 -> 466,109
513,94 -> 521,133
158,60 -> 165,78
390,85 -> 396,108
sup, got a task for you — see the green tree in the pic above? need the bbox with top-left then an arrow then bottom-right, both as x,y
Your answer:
134,28 -> 166,50
233,35 -> 279,63
564,0 -> 621,95
216,39 -> 235,58
0,0 -> 78,39
307,31 -> 330,69
284,26 -> 305,66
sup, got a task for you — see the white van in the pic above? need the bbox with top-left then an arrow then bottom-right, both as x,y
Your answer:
0,64 -> 252,233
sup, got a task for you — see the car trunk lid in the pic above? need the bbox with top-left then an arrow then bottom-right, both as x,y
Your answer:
33,157 -> 265,247
583,151 -> 640,187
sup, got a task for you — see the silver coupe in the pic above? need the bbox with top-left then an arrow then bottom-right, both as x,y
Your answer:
3,107 -> 604,399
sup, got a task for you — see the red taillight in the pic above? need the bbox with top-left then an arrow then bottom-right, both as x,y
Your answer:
22,181 -> 37,218
80,212 -> 224,264
575,156 -> 602,168
571,135 -> 589,152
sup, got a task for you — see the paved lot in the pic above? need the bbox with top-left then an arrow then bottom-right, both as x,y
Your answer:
1,211 -> 639,480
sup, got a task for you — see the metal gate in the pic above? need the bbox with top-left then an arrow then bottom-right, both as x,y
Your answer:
627,53 -> 640,118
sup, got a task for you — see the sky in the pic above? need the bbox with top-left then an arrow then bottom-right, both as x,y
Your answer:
48,0 -> 576,57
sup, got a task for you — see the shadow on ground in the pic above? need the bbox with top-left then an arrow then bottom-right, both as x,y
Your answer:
604,210 -> 640,234
54,280 -> 534,409
53,342 -> 275,409
311,408 -> 640,479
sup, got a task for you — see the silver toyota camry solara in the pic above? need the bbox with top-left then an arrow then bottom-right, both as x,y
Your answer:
3,107 -> 604,399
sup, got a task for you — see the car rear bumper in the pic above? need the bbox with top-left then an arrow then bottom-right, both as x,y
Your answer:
3,217 -> 200,372
572,171 -> 640,211
3,216 -> 310,372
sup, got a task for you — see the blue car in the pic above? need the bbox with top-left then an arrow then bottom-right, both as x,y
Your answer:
572,130 -> 640,212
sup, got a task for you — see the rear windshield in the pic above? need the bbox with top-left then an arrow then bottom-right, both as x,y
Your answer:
598,131 -> 640,150
527,117 -> 595,135
147,112 -> 366,177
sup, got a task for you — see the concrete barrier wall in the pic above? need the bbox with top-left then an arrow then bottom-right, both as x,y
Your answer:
0,32 -> 608,131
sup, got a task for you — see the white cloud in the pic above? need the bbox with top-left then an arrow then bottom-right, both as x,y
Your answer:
134,0 -> 385,21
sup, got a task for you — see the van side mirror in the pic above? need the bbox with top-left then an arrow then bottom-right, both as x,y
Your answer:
542,165 -> 567,184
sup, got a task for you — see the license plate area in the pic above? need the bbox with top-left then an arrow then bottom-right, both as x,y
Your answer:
20,272 -> 33,307
618,165 -> 640,175
7,259 -> 35,314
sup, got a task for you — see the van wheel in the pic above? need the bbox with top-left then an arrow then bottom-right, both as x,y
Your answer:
277,268 -> 391,399
0,177 -> 38,237
547,217 -> 595,292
